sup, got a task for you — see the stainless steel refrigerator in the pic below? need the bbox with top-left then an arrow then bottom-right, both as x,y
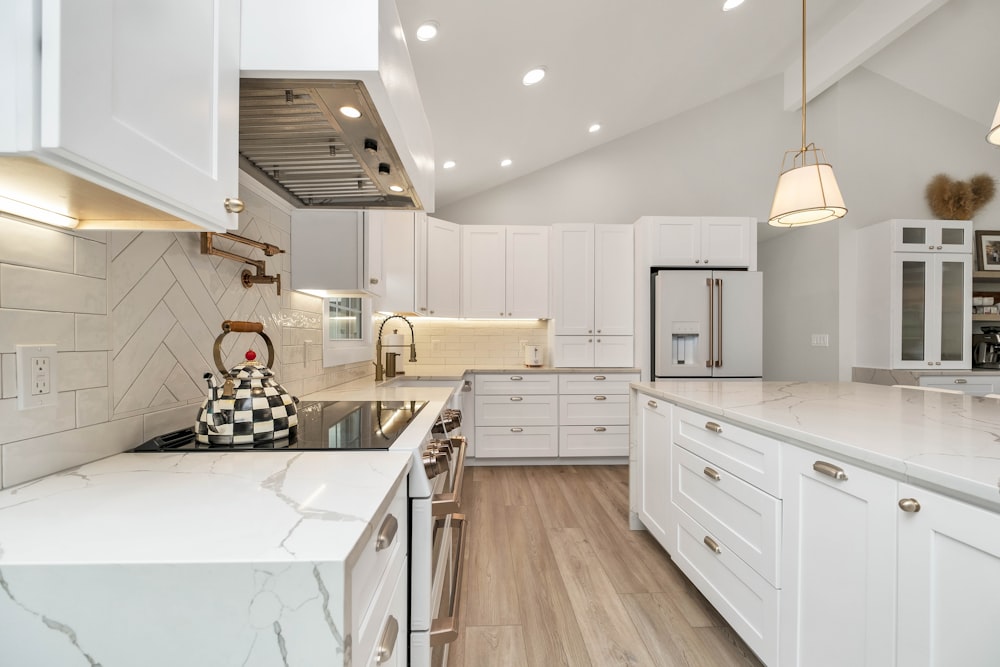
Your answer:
652,270 -> 762,378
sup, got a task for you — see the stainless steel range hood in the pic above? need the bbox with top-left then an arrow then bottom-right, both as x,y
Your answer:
240,0 -> 435,212
239,79 -> 421,210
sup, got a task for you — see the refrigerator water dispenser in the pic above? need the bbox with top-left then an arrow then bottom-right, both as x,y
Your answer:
672,323 -> 701,365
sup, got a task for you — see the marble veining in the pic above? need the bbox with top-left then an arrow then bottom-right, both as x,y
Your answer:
633,380 -> 1000,510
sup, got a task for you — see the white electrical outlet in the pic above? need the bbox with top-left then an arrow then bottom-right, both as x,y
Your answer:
431,339 -> 441,353
16,344 -> 58,410
810,334 -> 830,347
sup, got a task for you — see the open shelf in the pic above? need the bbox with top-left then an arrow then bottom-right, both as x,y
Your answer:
973,271 -> 1000,280
973,314 -> 1000,322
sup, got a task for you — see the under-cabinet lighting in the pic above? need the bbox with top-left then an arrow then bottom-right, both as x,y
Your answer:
0,195 -> 79,229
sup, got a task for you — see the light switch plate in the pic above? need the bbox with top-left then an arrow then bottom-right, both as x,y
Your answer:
15,344 -> 58,410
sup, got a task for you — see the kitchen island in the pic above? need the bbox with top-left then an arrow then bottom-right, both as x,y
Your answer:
630,380 -> 1000,667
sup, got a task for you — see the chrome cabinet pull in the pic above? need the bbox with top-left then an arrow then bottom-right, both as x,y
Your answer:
510,376 -> 523,381
376,514 -> 398,552
647,400 -> 658,408
704,467 -> 721,481
510,427 -> 523,433
703,536 -> 722,554
376,615 -> 399,664
594,375 -> 606,380
813,461 -> 848,481
510,396 -> 523,402
954,379 -> 968,384
594,395 -> 607,401
704,421 -> 723,434
594,426 -> 607,432
898,498 -> 921,513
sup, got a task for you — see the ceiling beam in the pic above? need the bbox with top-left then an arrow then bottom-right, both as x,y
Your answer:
784,0 -> 950,111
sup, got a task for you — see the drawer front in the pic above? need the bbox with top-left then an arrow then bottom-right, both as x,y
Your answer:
918,376 -> 994,396
475,395 -> 558,427
474,373 -> 558,395
558,373 -> 637,395
672,444 -> 780,585
359,553 -> 408,667
559,425 -> 629,457
559,394 -> 629,425
673,508 -> 778,667
673,406 -> 781,496
475,426 -> 558,458
352,479 -> 408,628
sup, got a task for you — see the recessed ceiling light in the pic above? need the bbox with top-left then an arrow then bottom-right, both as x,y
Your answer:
722,0 -> 745,11
339,106 -> 362,119
589,123 -> 601,133
442,160 -> 456,169
500,159 -> 513,167
389,185 -> 404,193
522,67 -> 546,86
416,21 -> 439,41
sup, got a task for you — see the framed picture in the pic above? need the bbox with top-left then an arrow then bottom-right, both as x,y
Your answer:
976,231 -> 1000,271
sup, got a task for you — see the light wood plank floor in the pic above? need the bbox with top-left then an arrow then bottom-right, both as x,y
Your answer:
448,465 -> 766,667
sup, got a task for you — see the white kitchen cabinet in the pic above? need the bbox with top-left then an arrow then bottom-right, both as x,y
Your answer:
461,226 -> 549,319
892,218 -> 972,253
897,483 -> 1000,667
291,210 -> 384,295
780,445 -> 897,667
917,374 -> 998,395
551,224 -> 634,367
415,215 -> 461,317
642,216 -> 755,269
633,393 -> 672,550
557,373 -> 636,457
857,220 -> 973,371
1,0 -> 240,232
378,211 -> 417,313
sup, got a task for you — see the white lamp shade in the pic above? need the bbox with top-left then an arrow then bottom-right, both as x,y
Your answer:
768,162 -> 847,227
988,101 -> 1000,146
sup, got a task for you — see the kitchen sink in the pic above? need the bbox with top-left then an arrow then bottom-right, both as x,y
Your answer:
382,377 -> 466,390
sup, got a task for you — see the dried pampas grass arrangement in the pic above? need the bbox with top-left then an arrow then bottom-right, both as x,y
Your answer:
925,173 -> 996,220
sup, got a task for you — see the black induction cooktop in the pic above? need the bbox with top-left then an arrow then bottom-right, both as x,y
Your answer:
132,400 -> 428,452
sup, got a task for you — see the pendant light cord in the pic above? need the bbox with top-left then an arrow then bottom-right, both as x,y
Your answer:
801,0 -> 807,153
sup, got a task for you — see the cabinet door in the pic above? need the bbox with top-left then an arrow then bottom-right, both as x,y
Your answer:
594,336 -> 634,367
892,219 -> 972,253
461,226 -> 506,318
648,217 -> 701,266
551,336 -> 595,367
892,254 -> 970,369
635,394 -> 672,550
475,426 -> 558,458
506,226 -> 549,318
701,217 -> 751,268
780,446 -> 897,667
41,0 -> 240,232
934,254 -> 971,369
551,225 -> 595,335
424,216 -> 461,317
594,224 -> 634,335
897,483 -> 1000,667
290,210 -> 364,292
365,211 -> 386,297
378,211 -> 415,313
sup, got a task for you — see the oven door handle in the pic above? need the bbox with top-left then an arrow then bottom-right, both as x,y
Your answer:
430,513 -> 468,647
432,436 -> 467,517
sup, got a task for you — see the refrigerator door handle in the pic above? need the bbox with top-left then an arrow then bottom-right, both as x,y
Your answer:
706,277 -> 714,368
715,278 -> 723,368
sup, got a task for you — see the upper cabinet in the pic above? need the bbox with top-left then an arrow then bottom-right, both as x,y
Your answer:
0,0 -> 241,231
892,219 -> 972,253
641,217 -> 756,269
415,216 -> 461,318
291,210 -> 384,295
461,226 -> 549,319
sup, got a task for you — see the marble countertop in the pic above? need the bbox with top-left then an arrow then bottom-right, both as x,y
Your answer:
358,365 -> 640,380
0,450 -> 411,566
632,380 -> 1000,511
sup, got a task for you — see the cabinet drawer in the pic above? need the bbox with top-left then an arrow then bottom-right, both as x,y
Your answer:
475,426 -> 558,458
559,425 -> 629,457
352,479 -> 408,629
474,373 -> 558,395
918,376 -> 994,396
559,394 -> 629,425
558,373 -> 637,395
673,508 -> 778,667
475,395 -> 558,426
672,445 -> 780,585
673,407 -> 781,496
359,553 -> 408,667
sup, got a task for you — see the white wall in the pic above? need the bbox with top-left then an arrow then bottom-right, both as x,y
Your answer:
437,65 -> 1000,381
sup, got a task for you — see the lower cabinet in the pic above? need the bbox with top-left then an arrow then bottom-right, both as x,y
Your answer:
633,393 -> 672,548
896,483 -> 1000,667
780,446 -> 897,667
475,426 -> 558,458
917,374 -> 999,395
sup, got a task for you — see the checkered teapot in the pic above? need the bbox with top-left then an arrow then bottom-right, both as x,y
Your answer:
194,320 -> 298,445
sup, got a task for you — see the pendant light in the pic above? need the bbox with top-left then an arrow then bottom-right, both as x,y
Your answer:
987,101 -> 1000,145
768,0 -> 847,227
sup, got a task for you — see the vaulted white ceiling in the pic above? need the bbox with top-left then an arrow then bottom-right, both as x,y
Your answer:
396,0 -> 1000,210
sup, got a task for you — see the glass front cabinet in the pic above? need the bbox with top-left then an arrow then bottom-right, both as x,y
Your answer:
892,253 -> 972,369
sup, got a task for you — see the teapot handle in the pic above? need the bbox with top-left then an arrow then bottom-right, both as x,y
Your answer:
212,320 -> 276,380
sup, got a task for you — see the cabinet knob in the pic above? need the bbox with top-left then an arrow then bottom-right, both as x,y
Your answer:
430,310 -> 435,315
510,376 -> 523,381
935,361 -> 941,366
937,245 -> 942,250
593,375 -> 606,380
370,277 -> 380,285
588,329 -> 593,334
597,329 -> 602,334
928,245 -> 935,250
508,312 -> 512,316
500,312 -> 505,316
223,198 -> 245,213
594,395 -> 607,401
510,427 -> 523,433
898,498 -> 921,513
704,260 -> 709,264
813,461 -> 848,481
510,396 -> 523,402
928,362 -> 934,366
588,339 -> 593,343
594,426 -> 607,432
647,400 -> 658,408
419,307 -> 428,312
695,259 -> 701,263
